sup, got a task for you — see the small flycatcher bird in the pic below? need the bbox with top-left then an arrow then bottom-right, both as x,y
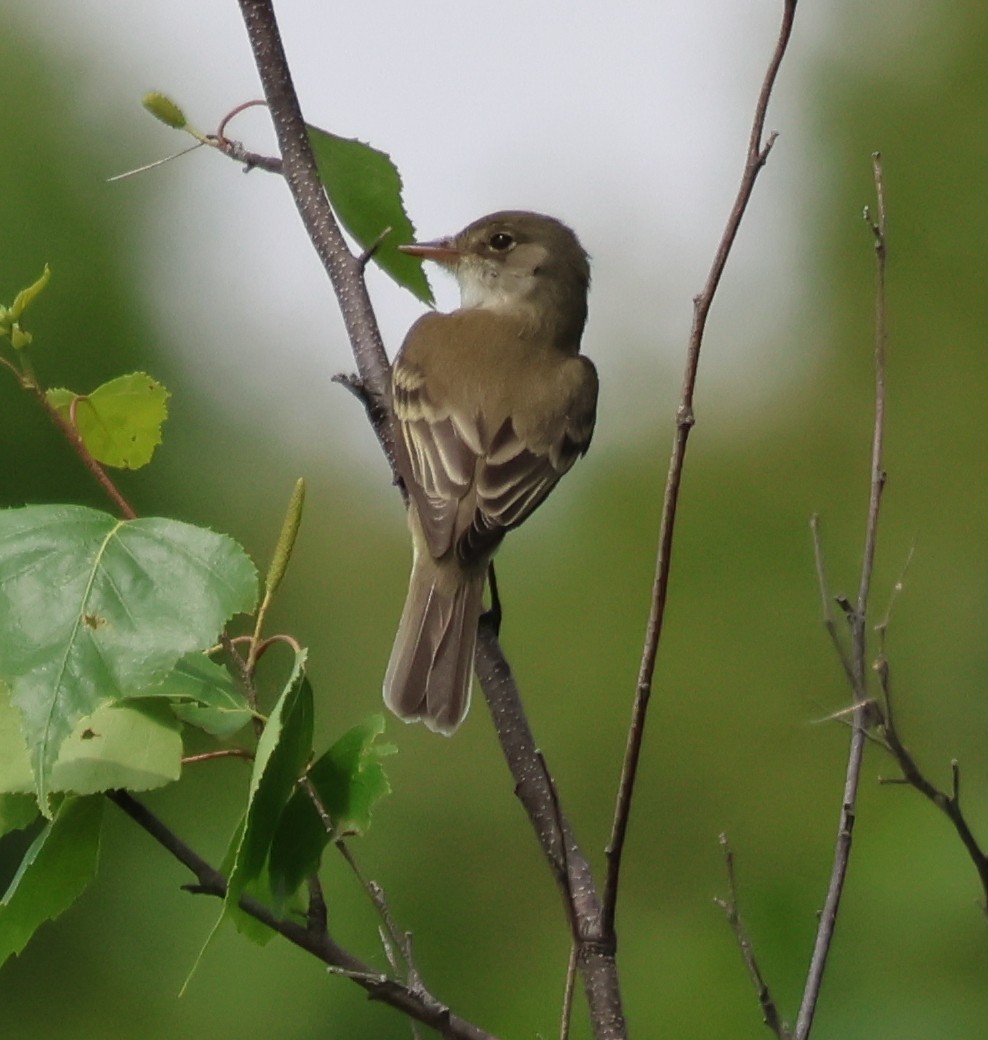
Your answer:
384,211 -> 598,734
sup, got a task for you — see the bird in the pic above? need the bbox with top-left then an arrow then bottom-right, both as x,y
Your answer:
383,210 -> 598,734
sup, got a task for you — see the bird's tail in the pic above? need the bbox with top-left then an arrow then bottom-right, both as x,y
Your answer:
383,551 -> 485,735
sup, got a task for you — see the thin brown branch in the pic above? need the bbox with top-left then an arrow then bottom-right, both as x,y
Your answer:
215,99 -> 267,142
793,729 -> 865,1040
875,659 -> 988,909
33,381 -> 137,519
560,943 -> 578,1040
331,372 -> 397,472
856,152 -> 889,621
336,839 -> 420,984
210,100 -> 286,172
230,2 -> 624,1035
603,0 -> 799,935
715,835 -> 790,1040
211,134 -> 284,174
107,790 -> 497,1040
809,514 -> 855,687
308,779 -> 421,983
358,226 -> 394,271
180,748 -> 254,766
221,630 -> 263,739
794,151 -> 889,1040
474,621 -> 625,1040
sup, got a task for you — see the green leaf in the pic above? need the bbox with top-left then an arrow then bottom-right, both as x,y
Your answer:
224,653 -> 312,936
266,780 -> 324,911
310,715 -> 394,838
217,815 -> 277,948
50,701 -> 182,795
9,264 -> 51,322
142,92 -> 187,130
0,796 -> 103,967
0,504 -> 258,811
307,125 -> 433,305
268,715 -> 394,909
0,794 -> 38,838
139,653 -> 253,738
45,373 -> 170,469
0,681 -> 182,796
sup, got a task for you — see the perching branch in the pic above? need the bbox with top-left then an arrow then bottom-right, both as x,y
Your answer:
474,623 -> 626,1040
107,790 -> 497,1040
235,2 -> 627,1036
603,0 -> 799,935
793,151 -> 889,1040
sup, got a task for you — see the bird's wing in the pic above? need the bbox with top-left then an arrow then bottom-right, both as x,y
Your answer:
464,355 -> 598,563
392,353 -> 481,559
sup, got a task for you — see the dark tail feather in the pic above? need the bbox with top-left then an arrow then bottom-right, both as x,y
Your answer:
384,556 -> 484,735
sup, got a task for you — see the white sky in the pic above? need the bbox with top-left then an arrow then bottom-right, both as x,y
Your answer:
13,1 -> 894,460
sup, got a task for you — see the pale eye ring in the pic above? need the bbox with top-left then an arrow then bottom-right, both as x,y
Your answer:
488,232 -> 514,251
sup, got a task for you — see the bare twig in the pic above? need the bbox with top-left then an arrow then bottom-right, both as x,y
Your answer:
560,943 -> 578,1040
873,545 -> 914,641
714,835 -> 789,1040
473,623 -> 625,1040
857,152 -> 889,623
330,372 -> 396,463
874,660 -> 988,909
336,840 -> 420,985
213,136 -> 284,174
603,0 -> 799,936
106,790 -> 497,1040
215,99 -> 267,142
181,748 -> 254,766
809,514 -> 855,687
210,98 -> 285,172
357,226 -> 393,271
0,354 -> 143,524
794,151 -> 889,1040
305,775 -> 422,983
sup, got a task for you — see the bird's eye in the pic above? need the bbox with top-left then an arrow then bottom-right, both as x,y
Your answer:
488,232 -> 514,251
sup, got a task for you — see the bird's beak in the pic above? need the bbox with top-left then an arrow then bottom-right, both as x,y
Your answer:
398,237 -> 462,265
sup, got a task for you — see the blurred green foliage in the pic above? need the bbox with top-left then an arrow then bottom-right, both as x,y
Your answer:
2,5 -> 988,1040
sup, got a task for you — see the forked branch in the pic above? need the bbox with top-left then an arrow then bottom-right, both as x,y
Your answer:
107,791 -> 496,1040
875,657 -> 988,910
715,835 -> 790,1040
794,152 -> 889,1040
